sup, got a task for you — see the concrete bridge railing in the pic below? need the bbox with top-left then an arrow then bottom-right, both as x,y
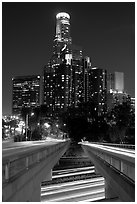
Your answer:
2,140 -> 70,202
80,142 -> 135,202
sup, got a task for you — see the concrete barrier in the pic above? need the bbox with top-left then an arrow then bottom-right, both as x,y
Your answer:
80,142 -> 135,202
2,140 -> 70,202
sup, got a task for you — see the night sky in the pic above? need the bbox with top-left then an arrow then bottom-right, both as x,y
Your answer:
2,2 -> 135,115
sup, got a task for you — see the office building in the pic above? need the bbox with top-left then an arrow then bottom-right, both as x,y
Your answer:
51,12 -> 72,65
107,73 -> 115,93
88,67 -> 107,115
43,12 -> 88,115
107,72 -> 124,93
107,71 -> 125,111
82,56 -> 92,103
12,75 -> 40,115
43,62 -> 72,116
114,72 -> 124,93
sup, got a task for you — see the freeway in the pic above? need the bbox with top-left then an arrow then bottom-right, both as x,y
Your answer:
41,177 -> 105,202
41,166 -> 105,202
52,166 -> 95,179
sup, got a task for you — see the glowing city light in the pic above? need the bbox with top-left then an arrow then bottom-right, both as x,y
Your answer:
44,123 -> 50,128
56,12 -> 70,19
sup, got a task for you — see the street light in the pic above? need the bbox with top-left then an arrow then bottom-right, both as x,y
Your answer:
25,112 -> 35,141
25,114 -> 29,141
31,112 -> 34,117
44,122 -> 50,128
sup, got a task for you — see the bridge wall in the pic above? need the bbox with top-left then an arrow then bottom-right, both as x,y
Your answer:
2,140 -> 70,202
81,143 -> 135,202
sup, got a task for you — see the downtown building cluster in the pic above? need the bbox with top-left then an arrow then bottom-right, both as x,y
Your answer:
12,12 -> 133,117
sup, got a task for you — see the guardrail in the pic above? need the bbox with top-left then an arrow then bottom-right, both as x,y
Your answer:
80,142 -> 135,201
2,141 -> 70,184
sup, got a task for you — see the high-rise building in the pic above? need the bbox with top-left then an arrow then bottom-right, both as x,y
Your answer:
43,63 -> 55,116
43,12 -> 87,115
88,67 -> 107,115
12,75 -> 40,115
107,73 -> 115,93
43,62 -> 72,116
107,72 -> 124,93
114,72 -> 124,93
70,45 -> 84,107
82,56 -> 92,103
55,12 -> 72,45
52,12 -> 72,65
107,71 -> 125,111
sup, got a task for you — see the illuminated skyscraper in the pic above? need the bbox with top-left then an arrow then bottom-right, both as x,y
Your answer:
88,67 -> 107,115
52,12 -> 72,65
43,12 -> 86,115
82,56 -> 92,103
43,62 -> 72,116
107,71 -> 125,111
12,75 -> 40,115
55,12 -> 72,45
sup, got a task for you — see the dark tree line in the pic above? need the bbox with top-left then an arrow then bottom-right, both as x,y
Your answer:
59,101 -> 135,144
4,101 -> 134,144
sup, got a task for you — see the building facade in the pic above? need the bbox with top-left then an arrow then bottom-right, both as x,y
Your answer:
88,67 -> 107,115
107,71 -> 125,111
107,71 -> 124,93
43,12 -> 89,116
12,75 -> 40,115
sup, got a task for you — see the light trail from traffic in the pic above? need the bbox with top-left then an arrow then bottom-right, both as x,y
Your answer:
52,166 -> 95,179
86,143 -> 135,157
41,177 -> 105,202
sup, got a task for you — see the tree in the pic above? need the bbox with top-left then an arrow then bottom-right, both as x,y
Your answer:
2,119 -> 6,139
108,102 -> 133,143
31,127 -> 42,141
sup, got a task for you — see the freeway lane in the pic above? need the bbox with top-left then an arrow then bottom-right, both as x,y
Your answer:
41,166 -> 105,202
41,177 -> 105,202
52,166 -> 95,179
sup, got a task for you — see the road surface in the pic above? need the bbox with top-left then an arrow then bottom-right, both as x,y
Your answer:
41,167 -> 105,202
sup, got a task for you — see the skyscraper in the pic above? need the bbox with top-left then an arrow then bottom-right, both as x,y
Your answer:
107,72 -> 124,93
88,67 -> 107,115
55,12 -> 72,45
82,56 -> 92,103
114,72 -> 124,93
43,62 -> 72,116
12,75 -> 40,115
107,71 -> 125,111
43,12 -> 86,115
107,73 -> 115,93
52,12 -> 72,65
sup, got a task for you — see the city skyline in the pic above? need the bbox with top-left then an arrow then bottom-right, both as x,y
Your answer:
2,2 -> 135,115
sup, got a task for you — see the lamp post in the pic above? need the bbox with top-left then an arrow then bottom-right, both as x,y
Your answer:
25,112 -> 35,141
26,114 -> 29,141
